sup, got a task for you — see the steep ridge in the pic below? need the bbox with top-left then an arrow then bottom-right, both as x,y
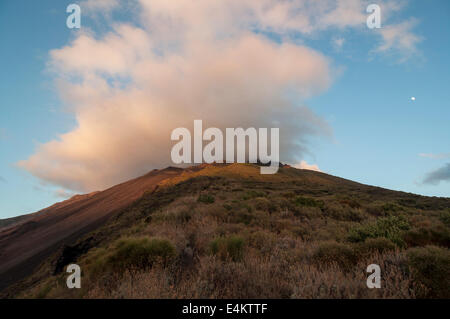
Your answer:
0,167 -> 183,290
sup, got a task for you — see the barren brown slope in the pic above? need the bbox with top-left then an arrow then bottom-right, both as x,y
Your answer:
0,167 -> 183,290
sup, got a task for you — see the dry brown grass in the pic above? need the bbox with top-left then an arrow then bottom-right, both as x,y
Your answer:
85,249 -> 417,299
10,164 -> 449,299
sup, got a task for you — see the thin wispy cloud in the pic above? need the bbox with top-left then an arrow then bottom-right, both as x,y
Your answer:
332,37 -> 345,51
374,18 -> 423,62
419,153 -> 450,160
78,0 -> 120,17
423,163 -> 450,185
293,160 -> 322,172
54,188 -> 75,199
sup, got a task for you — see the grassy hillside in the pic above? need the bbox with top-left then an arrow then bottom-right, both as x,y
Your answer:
4,164 -> 450,298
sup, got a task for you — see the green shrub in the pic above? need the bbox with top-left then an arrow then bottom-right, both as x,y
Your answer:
348,215 -> 410,247
344,209 -> 366,222
84,247 -> 109,278
210,235 -> 245,262
439,210 -> 450,227
294,196 -> 324,209
325,204 -> 366,222
339,198 -> 361,209
366,204 -> 386,217
355,237 -> 396,256
153,209 -> 192,224
312,241 -> 357,269
231,210 -> 254,225
107,237 -> 176,272
403,225 -> 450,248
407,246 -> 450,298
247,231 -> 276,252
382,203 -> 403,213
242,190 -> 265,200
253,197 -> 270,211
198,194 -> 215,204
291,225 -> 311,240
35,283 -> 53,299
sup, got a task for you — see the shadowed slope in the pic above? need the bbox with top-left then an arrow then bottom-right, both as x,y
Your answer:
0,167 -> 183,291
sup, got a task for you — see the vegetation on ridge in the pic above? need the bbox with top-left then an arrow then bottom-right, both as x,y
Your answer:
4,164 -> 450,299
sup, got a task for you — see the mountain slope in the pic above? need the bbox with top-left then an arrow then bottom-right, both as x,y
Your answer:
0,167 -> 184,291
1,163 -> 449,298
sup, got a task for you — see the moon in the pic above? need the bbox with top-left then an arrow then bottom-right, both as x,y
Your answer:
411,97 -> 416,101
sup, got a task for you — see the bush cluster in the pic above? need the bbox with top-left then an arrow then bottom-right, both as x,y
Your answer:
407,245 -> 450,298
107,237 -> 176,272
198,194 -> 215,204
210,236 -> 245,262
348,215 -> 410,247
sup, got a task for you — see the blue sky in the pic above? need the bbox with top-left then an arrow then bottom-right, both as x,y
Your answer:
1,0 -> 449,219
